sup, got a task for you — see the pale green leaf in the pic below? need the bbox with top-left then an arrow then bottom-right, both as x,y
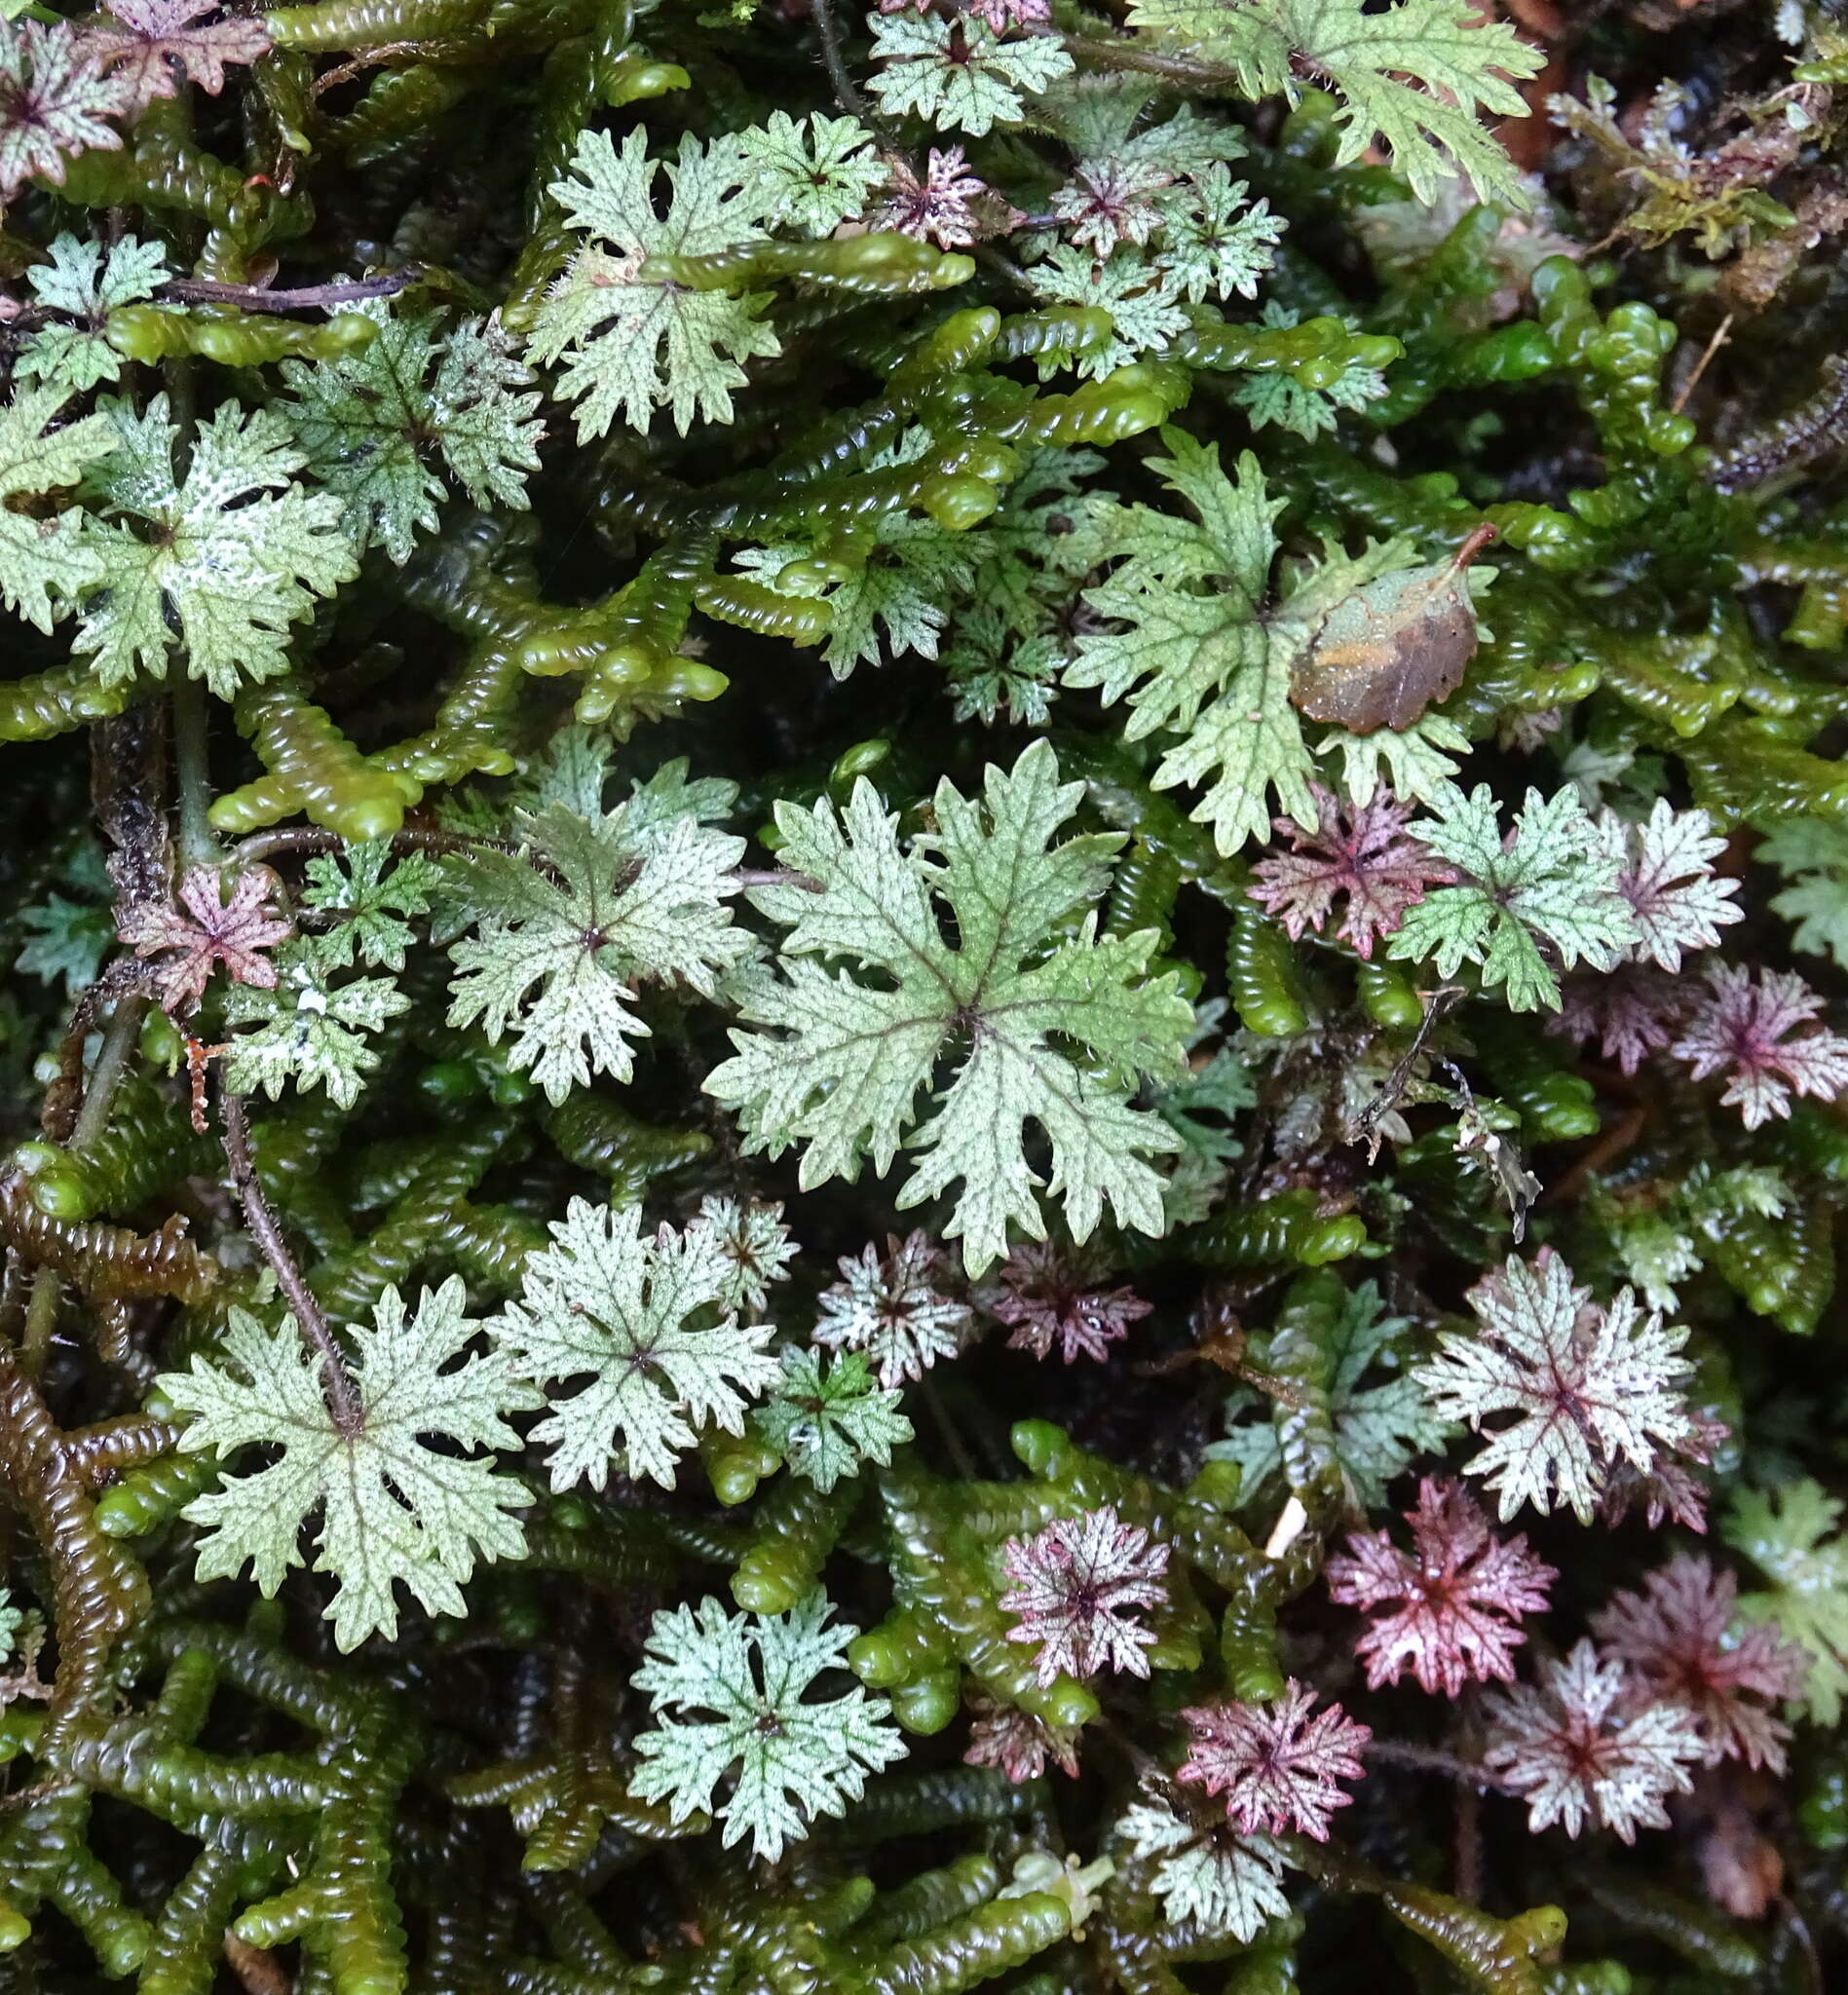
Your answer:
866,13 -> 1074,137
281,311 -> 543,563
737,110 -> 884,235
1122,0 -> 1543,207
73,395 -> 358,697
221,940 -> 411,1110
1388,786 -> 1640,1010
444,784 -> 749,1104
300,839 -> 442,972
1207,1279 -> 1446,1509
491,1199 -> 781,1490
528,128 -> 780,439
1762,818 -> 1848,972
1317,710 -> 1467,809
1156,164 -> 1285,303
160,1279 -> 538,1651
1119,1802 -> 1291,1941
752,1347 -> 913,1491
704,740 -> 1192,1274
1724,1480 -> 1848,1725
16,891 -> 112,995
629,1591 -> 906,1862
1024,245 -> 1188,379
0,386 -> 114,632
17,232 -> 167,392
1068,432 -> 1329,855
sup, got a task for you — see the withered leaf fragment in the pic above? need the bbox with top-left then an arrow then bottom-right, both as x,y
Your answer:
1292,524 -> 1496,734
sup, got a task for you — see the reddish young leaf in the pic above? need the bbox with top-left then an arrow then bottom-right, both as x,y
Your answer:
1326,1477 -> 1556,1697
980,1240 -> 1152,1364
0,19 -> 130,201
1595,801 -> 1741,973
1590,1554 -> 1807,1772
119,864 -> 292,1014
1597,1407 -> 1728,1535
1669,963 -> 1848,1129
999,1504 -> 1168,1684
1483,1641 -> 1704,1842
1248,783 -> 1452,960
962,1692 -> 1082,1782
1178,1682 -> 1370,1840
876,146 -> 992,248
1550,964 -> 1687,1076
87,0 -> 270,114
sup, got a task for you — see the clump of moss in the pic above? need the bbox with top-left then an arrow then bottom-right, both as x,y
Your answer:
3,0 -> 1848,1989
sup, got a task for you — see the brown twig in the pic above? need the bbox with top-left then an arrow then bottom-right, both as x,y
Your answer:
230,824 -> 517,868
220,1090 -> 360,1436
1673,311 -> 1733,416
156,269 -> 421,315
808,0 -> 871,121
1345,984 -> 1465,1155
1540,1100 -> 1648,1210
1361,1737 -> 1513,1792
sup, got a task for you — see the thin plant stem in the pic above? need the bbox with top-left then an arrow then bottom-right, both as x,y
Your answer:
810,0 -> 870,120
158,269 -> 419,312
172,674 -> 221,875
1361,1737 -> 1511,1792
220,1089 -> 361,1435
1061,33 -> 1240,89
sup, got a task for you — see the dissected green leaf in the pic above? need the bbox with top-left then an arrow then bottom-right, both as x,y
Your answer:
160,1279 -> 539,1651
527,128 -> 780,439
491,1199 -> 781,1490
444,778 -> 749,1104
1389,786 -> 1640,1010
0,386 -> 114,632
629,1591 -> 906,1862
1122,0 -> 1543,206
281,311 -> 543,563
705,740 -> 1193,1273
74,396 -> 358,697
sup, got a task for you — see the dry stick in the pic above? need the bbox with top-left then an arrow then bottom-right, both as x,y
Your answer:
1672,311 -> 1733,417
1361,1737 -> 1513,1793
1346,983 -> 1465,1156
156,269 -> 421,314
219,1089 -> 361,1436
809,0 -> 871,121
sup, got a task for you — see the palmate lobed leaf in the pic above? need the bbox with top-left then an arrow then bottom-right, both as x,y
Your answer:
73,395 -> 358,697
1388,785 -> 1640,1010
282,311 -> 543,564
160,1279 -> 541,1652
491,1199 -> 782,1491
629,1591 -> 906,1862
751,1347 -> 912,1492
1121,0 -> 1543,207
444,770 -> 751,1105
1416,1249 -> 1697,1524
0,386 -> 116,631
704,739 -> 1193,1274
1723,1480 -> 1848,1725
0,17 -> 131,201
1069,431 -> 1489,856
527,128 -> 781,440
